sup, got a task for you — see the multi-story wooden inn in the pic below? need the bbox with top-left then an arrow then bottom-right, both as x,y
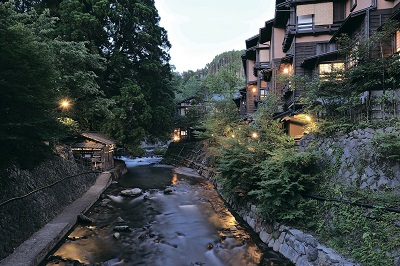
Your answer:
238,0 -> 400,139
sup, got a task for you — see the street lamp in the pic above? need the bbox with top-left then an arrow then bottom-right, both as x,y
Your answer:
60,99 -> 70,110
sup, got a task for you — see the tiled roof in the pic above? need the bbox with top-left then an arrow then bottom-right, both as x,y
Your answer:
81,132 -> 115,145
71,142 -> 105,149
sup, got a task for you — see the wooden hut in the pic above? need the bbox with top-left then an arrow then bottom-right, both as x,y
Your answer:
71,132 -> 116,171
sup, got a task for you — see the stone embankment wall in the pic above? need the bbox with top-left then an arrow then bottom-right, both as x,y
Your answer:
298,127 -> 400,192
0,146 -> 126,260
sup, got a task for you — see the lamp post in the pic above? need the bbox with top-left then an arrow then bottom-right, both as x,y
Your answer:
59,99 -> 71,110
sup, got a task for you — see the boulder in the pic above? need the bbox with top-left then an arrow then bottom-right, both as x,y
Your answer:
113,225 -> 131,232
120,188 -> 142,197
164,188 -> 173,194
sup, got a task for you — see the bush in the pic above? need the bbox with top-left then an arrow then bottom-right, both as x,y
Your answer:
249,150 -> 320,222
372,133 -> 400,161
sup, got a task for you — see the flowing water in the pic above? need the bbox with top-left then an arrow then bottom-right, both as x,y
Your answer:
41,157 -> 293,266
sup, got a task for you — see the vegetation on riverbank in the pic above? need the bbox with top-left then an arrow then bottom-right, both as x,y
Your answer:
173,23 -> 400,265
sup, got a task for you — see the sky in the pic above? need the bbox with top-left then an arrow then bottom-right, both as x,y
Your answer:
154,0 -> 275,73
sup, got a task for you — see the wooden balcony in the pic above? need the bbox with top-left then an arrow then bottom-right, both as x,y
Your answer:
253,62 -> 271,76
283,23 -> 341,52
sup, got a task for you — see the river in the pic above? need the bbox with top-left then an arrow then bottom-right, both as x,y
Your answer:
40,157 -> 292,266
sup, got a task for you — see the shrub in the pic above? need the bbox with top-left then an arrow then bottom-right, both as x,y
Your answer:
249,150 -> 320,222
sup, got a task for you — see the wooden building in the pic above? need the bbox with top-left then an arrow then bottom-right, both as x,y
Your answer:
239,0 -> 400,139
71,132 -> 116,171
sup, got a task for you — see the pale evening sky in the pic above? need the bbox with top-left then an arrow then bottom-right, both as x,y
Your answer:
154,0 -> 275,73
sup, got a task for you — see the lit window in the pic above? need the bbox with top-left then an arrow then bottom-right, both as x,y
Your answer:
260,89 -> 267,100
181,130 -> 187,136
319,62 -> 344,80
396,30 -> 400,53
297,15 -> 313,31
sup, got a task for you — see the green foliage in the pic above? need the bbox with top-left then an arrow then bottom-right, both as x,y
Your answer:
372,133 -> 400,161
175,76 -> 207,102
174,50 -> 245,102
1,0 -> 176,163
314,201 -> 400,266
250,151 -> 320,222
102,81 -> 151,152
0,3 -> 65,169
200,101 -> 320,223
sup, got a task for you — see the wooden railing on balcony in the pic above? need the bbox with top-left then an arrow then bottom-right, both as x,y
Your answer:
287,23 -> 341,35
253,62 -> 271,76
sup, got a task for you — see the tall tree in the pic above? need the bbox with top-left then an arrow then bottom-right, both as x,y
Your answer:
99,0 -> 175,143
0,3 -> 63,169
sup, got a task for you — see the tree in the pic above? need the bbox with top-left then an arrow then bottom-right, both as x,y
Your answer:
102,81 -> 151,152
0,3 -> 63,169
47,0 -> 175,147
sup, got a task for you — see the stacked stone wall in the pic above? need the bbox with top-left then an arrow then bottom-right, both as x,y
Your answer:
298,127 -> 400,192
0,146 -> 129,260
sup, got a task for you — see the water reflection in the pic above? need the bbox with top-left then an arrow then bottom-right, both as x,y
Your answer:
42,157 -> 292,266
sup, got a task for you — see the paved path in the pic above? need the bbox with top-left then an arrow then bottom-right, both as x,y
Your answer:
0,172 -> 112,266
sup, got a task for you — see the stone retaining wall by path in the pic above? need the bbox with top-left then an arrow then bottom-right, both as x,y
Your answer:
0,147 -> 127,261
186,159 -> 359,266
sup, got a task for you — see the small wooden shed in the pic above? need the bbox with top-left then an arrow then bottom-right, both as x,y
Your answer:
71,132 -> 116,171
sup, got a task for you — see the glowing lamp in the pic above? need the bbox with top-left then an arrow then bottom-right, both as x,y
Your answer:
60,100 -> 70,109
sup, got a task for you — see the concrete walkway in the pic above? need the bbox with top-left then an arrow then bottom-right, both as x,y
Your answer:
0,172 -> 113,266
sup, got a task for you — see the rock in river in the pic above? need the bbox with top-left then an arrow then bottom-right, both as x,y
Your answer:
113,225 -> 131,232
120,188 -> 142,197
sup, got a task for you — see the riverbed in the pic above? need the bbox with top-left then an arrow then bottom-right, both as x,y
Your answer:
41,157 -> 292,266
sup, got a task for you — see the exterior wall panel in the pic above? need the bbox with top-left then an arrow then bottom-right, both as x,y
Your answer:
247,60 -> 257,82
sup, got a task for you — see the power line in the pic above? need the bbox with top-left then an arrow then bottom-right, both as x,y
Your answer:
304,194 -> 400,213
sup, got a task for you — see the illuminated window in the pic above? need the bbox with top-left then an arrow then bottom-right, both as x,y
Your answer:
180,130 -> 187,136
297,15 -> 313,31
260,89 -> 267,100
396,30 -> 400,53
319,62 -> 344,80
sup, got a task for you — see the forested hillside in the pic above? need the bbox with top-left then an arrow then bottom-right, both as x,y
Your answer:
174,50 -> 245,102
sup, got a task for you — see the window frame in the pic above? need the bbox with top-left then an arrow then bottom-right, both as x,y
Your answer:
297,14 -> 314,31
318,62 -> 345,80
395,30 -> 400,53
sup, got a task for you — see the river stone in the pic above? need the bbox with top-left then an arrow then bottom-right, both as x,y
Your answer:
116,216 -> 125,223
120,188 -> 142,197
77,214 -> 93,223
100,198 -> 112,207
113,225 -> 131,232
164,188 -> 173,194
